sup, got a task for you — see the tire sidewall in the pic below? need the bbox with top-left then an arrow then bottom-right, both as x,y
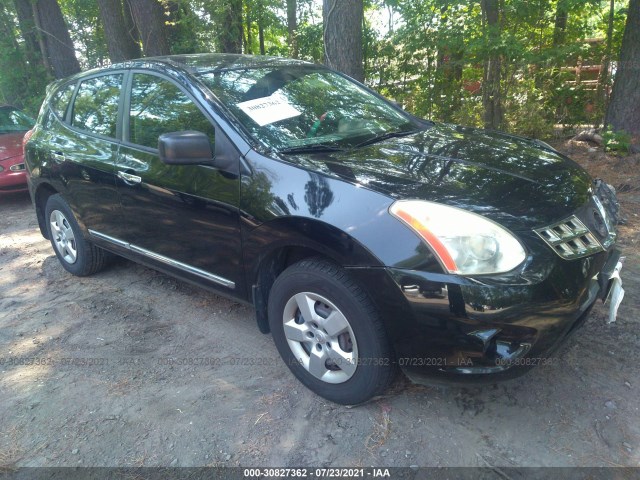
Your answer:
268,263 -> 391,405
45,194 -> 90,276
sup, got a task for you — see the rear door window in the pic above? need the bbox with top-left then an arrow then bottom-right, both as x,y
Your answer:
72,74 -> 123,138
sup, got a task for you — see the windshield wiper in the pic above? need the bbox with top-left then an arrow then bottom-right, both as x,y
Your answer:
352,129 -> 422,149
279,144 -> 344,154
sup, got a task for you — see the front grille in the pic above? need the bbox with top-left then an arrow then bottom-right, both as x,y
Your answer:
534,216 -> 604,260
535,185 -> 619,261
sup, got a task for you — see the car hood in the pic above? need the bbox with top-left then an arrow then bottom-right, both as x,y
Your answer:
0,132 -> 26,161
284,123 -> 593,231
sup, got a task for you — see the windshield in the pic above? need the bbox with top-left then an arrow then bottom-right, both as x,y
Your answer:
0,107 -> 35,134
197,65 -> 418,151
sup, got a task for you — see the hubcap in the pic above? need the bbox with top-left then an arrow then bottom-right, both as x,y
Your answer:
49,210 -> 77,264
282,292 -> 358,384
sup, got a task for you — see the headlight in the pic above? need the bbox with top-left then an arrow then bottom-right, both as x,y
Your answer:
389,200 -> 526,275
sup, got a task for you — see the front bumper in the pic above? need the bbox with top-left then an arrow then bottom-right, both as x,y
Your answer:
348,245 -> 622,384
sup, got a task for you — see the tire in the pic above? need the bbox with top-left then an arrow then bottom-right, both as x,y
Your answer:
268,258 -> 396,405
45,194 -> 109,276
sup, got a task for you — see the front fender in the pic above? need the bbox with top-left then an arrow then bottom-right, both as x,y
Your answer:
242,216 -> 384,286
240,150 -> 437,272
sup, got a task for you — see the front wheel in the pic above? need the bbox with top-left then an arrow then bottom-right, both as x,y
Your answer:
268,259 -> 395,405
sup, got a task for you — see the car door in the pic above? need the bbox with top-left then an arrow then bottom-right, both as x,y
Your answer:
37,74 -> 124,236
115,71 -> 244,296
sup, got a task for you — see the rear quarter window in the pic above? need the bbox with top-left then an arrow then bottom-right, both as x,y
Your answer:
50,83 -> 76,121
41,109 -> 55,129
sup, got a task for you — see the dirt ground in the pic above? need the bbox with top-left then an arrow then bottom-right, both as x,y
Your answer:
0,140 -> 639,470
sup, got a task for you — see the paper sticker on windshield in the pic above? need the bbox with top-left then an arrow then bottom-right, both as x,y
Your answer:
236,93 -> 301,126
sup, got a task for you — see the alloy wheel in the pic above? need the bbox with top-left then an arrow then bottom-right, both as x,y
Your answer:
282,292 -> 358,384
49,209 -> 77,264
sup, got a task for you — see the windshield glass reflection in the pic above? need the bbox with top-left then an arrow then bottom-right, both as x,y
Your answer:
197,66 -> 417,151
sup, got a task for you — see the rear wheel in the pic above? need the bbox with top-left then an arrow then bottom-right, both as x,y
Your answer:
45,194 -> 109,276
268,259 -> 395,405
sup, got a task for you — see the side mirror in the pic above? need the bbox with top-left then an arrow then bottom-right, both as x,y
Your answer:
158,131 -> 214,165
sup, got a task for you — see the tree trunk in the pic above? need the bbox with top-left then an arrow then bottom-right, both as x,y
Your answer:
29,2 -> 52,75
598,0 -> 615,110
436,3 -> 464,122
128,0 -> 170,56
287,0 -> 297,58
481,0 -> 503,130
257,0 -> 265,54
245,9 -> 252,54
31,0 -> 80,78
446,47 -> 464,119
122,0 -> 141,48
323,0 -> 364,82
216,0 -> 243,54
553,0 -> 569,47
97,0 -> 141,62
13,0 -> 45,71
605,0 -> 640,136
258,21 -> 265,55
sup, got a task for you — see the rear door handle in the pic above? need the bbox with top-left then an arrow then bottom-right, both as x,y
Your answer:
117,171 -> 142,185
52,151 -> 65,163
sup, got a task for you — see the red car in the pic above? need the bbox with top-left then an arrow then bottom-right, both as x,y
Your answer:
0,105 -> 35,195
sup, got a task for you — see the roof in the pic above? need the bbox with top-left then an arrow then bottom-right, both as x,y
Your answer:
47,54 -> 317,91
136,53 -> 310,74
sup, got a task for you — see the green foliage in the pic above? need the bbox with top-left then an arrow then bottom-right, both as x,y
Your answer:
243,0 -> 289,55
504,84 -> 555,139
0,0 -> 633,136
550,83 -> 604,130
602,128 -> 632,153
365,0 -> 629,137
59,0 -> 110,67
294,0 -> 324,62
296,23 -> 323,63
166,1 -> 203,54
450,96 -> 484,128
0,3 -> 48,115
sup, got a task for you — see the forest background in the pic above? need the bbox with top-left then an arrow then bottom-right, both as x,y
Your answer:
1,0 -> 639,148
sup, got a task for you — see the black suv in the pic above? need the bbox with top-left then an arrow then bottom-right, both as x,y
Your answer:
25,54 -> 623,404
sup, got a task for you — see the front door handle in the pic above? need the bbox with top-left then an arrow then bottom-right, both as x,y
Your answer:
52,151 -> 65,163
117,171 -> 142,185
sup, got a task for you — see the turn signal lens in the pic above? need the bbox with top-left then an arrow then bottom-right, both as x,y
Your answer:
390,200 -> 526,275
